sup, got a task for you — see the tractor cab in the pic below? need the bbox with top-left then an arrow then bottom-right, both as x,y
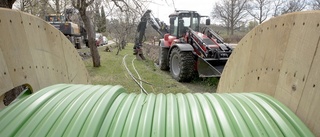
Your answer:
168,10 -> 210,38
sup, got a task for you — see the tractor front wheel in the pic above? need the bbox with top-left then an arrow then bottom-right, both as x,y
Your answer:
169,48 -> 195,82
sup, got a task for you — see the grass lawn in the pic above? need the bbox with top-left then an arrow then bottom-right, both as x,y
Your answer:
81,43 -> 196,94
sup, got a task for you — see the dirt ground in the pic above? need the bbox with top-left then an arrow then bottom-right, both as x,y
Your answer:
3,85 -> 27,106
142,42 -> 217,93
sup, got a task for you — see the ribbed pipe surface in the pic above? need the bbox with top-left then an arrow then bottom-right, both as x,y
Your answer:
0,84 -> 313,137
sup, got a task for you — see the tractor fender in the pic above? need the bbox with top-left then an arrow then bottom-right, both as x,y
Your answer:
159,39 -> 170,53
159,38 -> 170,47
167,43 -> 194,64
168,43 -> 194,57
159,39 -> 169,48
170,43 -> 194,52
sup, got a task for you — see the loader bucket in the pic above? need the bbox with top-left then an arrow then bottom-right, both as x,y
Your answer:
197,57 -> 226,77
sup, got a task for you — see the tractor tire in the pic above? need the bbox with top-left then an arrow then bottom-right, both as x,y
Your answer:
169,48 -> 195,82
159,46 -> 169,70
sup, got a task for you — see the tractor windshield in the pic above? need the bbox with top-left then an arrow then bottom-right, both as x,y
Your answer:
45,15 -> 65,22
181,17 -> 199,31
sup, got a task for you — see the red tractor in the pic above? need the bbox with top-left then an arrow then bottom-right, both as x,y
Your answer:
134,10 -> 233,82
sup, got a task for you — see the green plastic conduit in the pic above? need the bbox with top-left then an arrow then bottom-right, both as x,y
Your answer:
0,84 -> 314,137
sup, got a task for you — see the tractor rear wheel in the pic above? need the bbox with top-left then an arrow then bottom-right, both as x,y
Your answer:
159,44 -> 169,70
169,48 -> 195,82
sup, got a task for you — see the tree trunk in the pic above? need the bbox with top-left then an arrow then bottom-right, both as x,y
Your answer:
116,44 -> 121,55
55,0 -> 60,14
39,0 -> 47,20
81,11 -> 100,67
116,39 -> 121,55
0,0 -> 15,8
20,0 -> 25,11
230,21 -> 234,35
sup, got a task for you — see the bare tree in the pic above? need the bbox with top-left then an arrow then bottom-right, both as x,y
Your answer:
14,0 -> 36,12
55,0 -> 61,13
281,0 -> 307,14
0,0 -> 16,8
13,0 -> 49,17
311,0 -> 320,10
16,0 -> 70,15
212,0 -> 250,35
107,8 -> 138,55
111,0 -> 147,14
272,0 -> 285,17
247,0 -> 271,24
35,0 -> 51,19
107,0 -> 148,54
51,0 -> 71,14
247,20 -> 259,30
72,0 -> 101,67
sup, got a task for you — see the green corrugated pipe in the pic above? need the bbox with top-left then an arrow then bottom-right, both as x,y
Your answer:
0,84 -> 314,137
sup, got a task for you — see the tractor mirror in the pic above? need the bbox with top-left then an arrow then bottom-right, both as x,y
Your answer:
206,19 -> 211,25
170,18 -> 175,24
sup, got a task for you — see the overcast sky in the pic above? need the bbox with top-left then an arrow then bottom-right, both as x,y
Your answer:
146,0 -> 220,24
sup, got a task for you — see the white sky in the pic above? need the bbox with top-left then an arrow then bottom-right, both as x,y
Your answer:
146,0 -> 220,24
